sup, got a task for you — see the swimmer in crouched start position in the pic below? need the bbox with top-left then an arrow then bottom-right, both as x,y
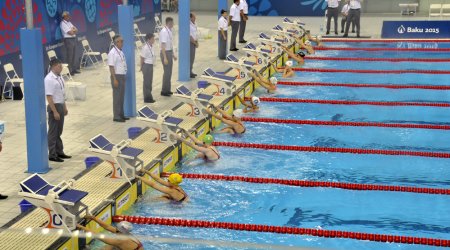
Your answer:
175,129 -> 221,161
247,69 -> 278,94
137,170 -> 188,202
205,105 -> 246,134
236,94 -> 260,113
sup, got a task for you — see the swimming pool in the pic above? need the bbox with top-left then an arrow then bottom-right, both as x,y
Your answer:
105,41 -> 450,249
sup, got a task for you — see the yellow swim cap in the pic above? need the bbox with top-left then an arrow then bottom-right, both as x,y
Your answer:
203,134 -> 214,145
168,173 -> 183,185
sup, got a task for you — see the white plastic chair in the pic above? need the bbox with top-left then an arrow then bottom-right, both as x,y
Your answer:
3,63 -> 24,100
429,4 -> 442,18
442,4 -> 450,17
134,23 -> 146,43
46,50 -> 69,72
80,39 -> 101,69
154,16 -> 163,33
61,65 -> 82,102
109,31 -> 116,50
101,53 -> 110,85
135,40 -> 143,51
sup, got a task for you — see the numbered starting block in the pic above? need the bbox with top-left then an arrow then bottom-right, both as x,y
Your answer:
19,174 -> 89,231
272,24 -> 302,37
174,85 -> 215,113
88,134 -> 144,184
258,32 -> 294,46
224,53 -> 268,79
137,106 -> 183,144
201,68 -> 237,94
243,43 -> 282,58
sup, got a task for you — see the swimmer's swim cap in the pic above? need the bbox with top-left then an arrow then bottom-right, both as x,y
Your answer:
305,40 -> 311,46
298,51 -> 306,57
285,60 -> 293,67
251,96 -> 260,105
270,77 -> 278,85
117,221 -> 133,234
202,134 -> 214,145
168,173 -> 183,185
317,35 -> 322,40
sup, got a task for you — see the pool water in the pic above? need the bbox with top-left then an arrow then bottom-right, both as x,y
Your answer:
94,41 -> 450,250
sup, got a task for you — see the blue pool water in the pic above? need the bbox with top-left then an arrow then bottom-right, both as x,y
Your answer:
323,42 -> 449,49
93,42 -> 450,250
314,50 -> 450,59
303,60 -> 450,71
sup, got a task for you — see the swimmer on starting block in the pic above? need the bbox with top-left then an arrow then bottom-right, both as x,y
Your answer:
175,129 -> 221,161
236,94 -> 260,113
281,46 -> 305,66
269,60 -> 295,78
77,217 -> 144,250
205,105 -> 247,134
247,69 -> 277,94
137,170 -> 189,202
291,35 -> 315,54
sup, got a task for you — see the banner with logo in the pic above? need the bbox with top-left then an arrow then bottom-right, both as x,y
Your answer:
249,0 -> 326,16
381,20 -> 450,39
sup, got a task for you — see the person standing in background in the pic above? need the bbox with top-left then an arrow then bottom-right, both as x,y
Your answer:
325,0 -> 340,35
60,11 -> 80,75
218,9 -> 228,60
140,34 -> 156,103
344,0 -> 362,38
159,17 -> 177,96
229,0 -> 241,51
45,59 -> 71,162
108,35 -> 128,122
238,0 -> 248,43
341,0 -> 355,33
190,13 -> 199,78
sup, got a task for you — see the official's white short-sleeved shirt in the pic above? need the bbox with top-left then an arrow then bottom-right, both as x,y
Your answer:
60,20 -> 76,38
341,4 -> 350,14
326,0 -> 340,8
159,27 -> 173,51
45,71 -> 66,104
350,0 -> 361,9
140,43 -> 156,64
230,4 -> 241,22
240,0 -> 248,14
190,21 -> 198,41
218,16 -> 228,31
108,46 -> 127,75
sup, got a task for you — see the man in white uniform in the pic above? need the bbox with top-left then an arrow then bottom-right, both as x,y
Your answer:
140,34 -> 156,103
344,0 -> 362,37
325,0 -> 340,35
238,0 -> 248,43
218,9 -> 228,59
45,59 -> 71,162
60,11 -> 79,75
190,13 -> 199,78
229,0 -> 241,51
108,35 -> 128,122
159,17 -> 177,96
341,0 -> 355,33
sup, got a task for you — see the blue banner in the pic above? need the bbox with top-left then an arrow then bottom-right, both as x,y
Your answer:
381,20 -> 450,39
249,0 -> 326,16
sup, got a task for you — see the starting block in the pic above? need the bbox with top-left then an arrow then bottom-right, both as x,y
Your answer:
272,24 -> 301,37
137,106 -> 182,144
174,85 -> 213,115
258,32 -> 293,46
88,134 -> 144,184
201,68 -> 237,94
19,174 -> 89,231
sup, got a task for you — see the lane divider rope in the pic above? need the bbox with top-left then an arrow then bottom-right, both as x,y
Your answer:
113,216 -> 450,247
251,97 -> 450,108
322,38 -> 450,43
212,142 -> 450,159
277,81 -> 450,90
313,46 -> 450,52
305,56 -> 450,63
160,172 -> 450,196
239,117 -> 450,130
292,68 -> 450,74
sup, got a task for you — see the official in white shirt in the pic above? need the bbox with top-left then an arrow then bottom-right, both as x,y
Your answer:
140,33 -> 156,103
108,35 -> 128,122
341,0 -> 355,33
45,59 -> 71,162
344,0 -> 362,37
325,0 -> 340,35
218,9 -> 228,60
238,0 -> 248,43
229,0 -> 241,51
190,13 -> 199,78
60,11 -> 79,75
159,17 -> 177,96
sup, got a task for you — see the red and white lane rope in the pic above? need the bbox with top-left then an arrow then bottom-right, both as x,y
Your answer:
212,142 -> 450,159
277,81 -> 450,90
304,56 -> 450,63
113,216 -> 450,247
292,68 -> 450,74
160,172 -> 450,196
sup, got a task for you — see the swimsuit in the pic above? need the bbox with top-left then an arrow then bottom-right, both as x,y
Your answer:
203,146 -> 221,161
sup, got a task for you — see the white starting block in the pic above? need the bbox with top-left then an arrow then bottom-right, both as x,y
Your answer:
272,24 -> 301,37
243,43 -> 282,57
201,68 -> 237,93
137,106 -> 183,144
88,134 -> 144,184
19,174 -> 89,231
174,85 -> 214,115
258,32 -> 294,47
